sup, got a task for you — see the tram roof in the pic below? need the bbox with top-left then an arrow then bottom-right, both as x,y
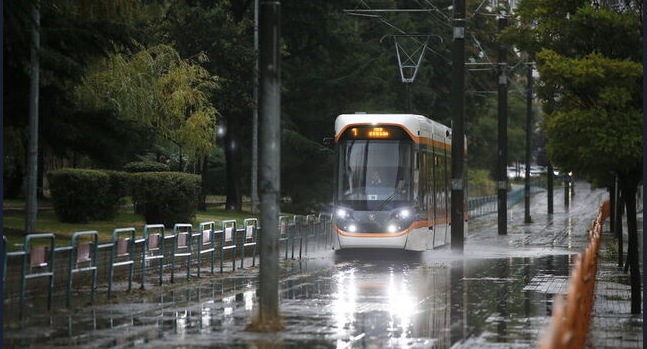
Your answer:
334,113 -> 452,143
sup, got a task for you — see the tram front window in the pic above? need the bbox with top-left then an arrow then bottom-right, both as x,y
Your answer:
337,140 -> 412,211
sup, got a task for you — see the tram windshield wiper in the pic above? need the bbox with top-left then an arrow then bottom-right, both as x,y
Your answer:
375,192 -> 397,211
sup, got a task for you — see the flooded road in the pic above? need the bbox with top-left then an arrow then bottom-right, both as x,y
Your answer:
4,250 -> 574,349
4,183 -> 607,348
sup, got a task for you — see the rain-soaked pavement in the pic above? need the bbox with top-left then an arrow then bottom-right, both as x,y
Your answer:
4,182 -> 634,348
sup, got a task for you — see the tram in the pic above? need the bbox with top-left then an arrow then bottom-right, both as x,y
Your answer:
331,113 -> 467,251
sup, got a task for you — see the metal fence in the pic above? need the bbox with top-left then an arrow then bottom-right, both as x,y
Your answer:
3,182 -> 542,319
3,214 -> 333,319
467,180 -> 544,219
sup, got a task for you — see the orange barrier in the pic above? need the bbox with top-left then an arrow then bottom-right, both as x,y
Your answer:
537,199 -> 608,349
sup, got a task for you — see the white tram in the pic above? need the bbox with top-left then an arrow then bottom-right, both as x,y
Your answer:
332,113 -> 467,251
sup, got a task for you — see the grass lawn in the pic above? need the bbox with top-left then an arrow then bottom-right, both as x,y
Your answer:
3,202 -> 296,250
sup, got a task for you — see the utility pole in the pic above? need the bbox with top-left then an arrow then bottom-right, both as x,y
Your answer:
251,0 -> 259,214
547,163 -> 554,214
405,84 -> 411,113
497,14 -> 508,235
564,176 -> 570,206
524,63 -> 533,224
450,0 -> 466,252
256,0 -> 282,328
25,0 -> 41,234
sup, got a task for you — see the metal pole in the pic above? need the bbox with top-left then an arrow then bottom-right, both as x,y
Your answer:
450,0 -> 465,252
251,0 -> 259,214
524,64 -> 532,224
564,177 -> 570,206
406,83 -> 411,113
257,0 -> 281,326
25,0 -> 40,234
547,163 -> 554,214
497,15 -> 508,235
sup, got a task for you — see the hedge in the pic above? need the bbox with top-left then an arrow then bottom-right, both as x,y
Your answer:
123,161 -> 170,173
99,170 -> 130,220
130,172 -> 201,227
48,169 -> 128,223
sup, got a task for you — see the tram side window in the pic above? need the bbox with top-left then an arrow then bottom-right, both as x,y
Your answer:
441,154 -> 447,220
413,151 -> 420,205
444,152 -> 450,219
426,151 -> 434,222
418,152 -> 429,220
434,155 -> 443,221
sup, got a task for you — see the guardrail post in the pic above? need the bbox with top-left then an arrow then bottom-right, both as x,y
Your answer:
220,220 -> 237,273
19,233 -> 56,319
171,224 -> 193,283
67,231 -> 99,308
242,218 -> 259,268
279,216 -> 289,260
318,214 -> 329,249
141,224 -> 165,287
293,216 -> 304,259
197,221 -> 216,277
108,228 -> 136,298
305,215 -> 316,254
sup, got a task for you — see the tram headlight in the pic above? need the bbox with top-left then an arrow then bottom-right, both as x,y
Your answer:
393,208 -> 413,220
387,207 -> 415,233
335,207 -> 353,219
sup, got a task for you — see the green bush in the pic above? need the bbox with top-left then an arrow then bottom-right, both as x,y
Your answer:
123,161 -> 170,173
130,172 -> 201,227
98,170 -> 130,220
48,169 -> 129,223
467,169 -> 496,197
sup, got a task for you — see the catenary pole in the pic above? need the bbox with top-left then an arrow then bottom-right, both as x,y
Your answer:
497,15 -> 508,235
524,63 -> 533,224
251,0 -> 259,214
25,0 -> 41,234
547,163 -> 554,214
564,176 -> 570,206
450,0 -> 465,252
257,0 -> 281,326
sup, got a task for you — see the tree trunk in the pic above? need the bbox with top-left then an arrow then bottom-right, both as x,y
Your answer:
619,172 -> 641,314
609,182 -> 615,236
178,146 -> 183,172
224,116 -> 243,212
37,145 -> 44,198
616,190 -> 624,269
25,0 -> 41,234
198,156 -> 209,211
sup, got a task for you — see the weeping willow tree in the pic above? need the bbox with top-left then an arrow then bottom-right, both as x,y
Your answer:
76,44 -> 219,168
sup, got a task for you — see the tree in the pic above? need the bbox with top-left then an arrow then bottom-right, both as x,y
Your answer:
467,93 -> 528,177
75,44 -> 219,166
154,1 -> 254,211
502,0 -> 642,313
3,0 -> 161,199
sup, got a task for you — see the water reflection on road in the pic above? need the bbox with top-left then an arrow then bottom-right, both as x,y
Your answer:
4,247 -> 574,349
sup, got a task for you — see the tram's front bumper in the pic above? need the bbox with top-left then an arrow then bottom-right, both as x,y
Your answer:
336,233 -> 409,249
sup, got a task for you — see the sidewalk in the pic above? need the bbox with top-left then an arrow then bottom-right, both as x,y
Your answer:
587,212 -> 643,348
455,181 -> 643,349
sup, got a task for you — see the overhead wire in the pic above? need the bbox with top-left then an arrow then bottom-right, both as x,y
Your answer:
413,0 -> 453,29
354,0 -> 452,63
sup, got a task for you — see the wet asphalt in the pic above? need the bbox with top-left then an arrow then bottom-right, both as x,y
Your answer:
3,182 -> 607,348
